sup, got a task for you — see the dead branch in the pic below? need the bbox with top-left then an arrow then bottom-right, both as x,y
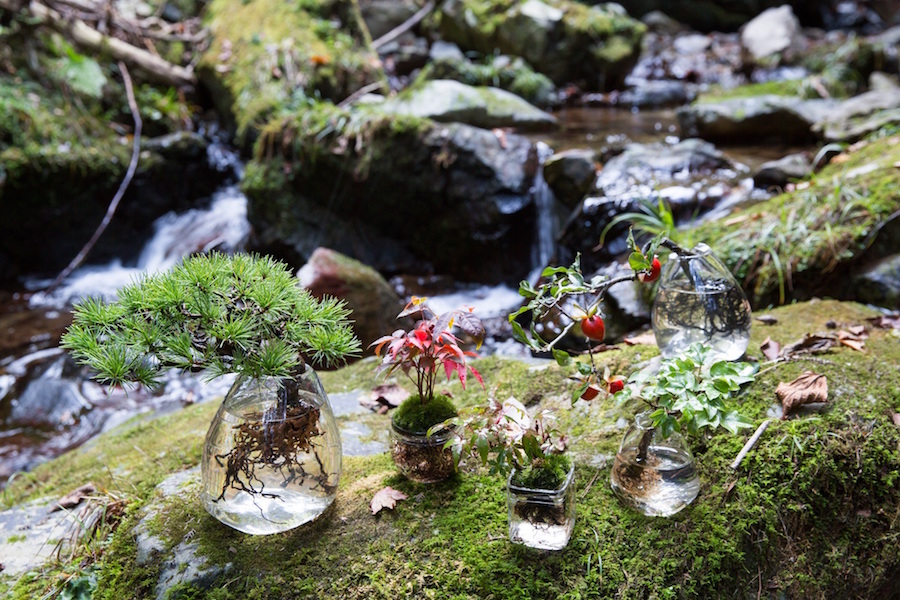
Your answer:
0,0 -> 195,87
46,61 -> 142,293
371,0 -> 435,50
730,419 -> 772,470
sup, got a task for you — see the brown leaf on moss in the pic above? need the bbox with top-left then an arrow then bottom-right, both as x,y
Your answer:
867,314 -> 900,330
53,483 -> 97,511
760,337 -> 782,361
781,333 -> 836,357
362,383 -> 410,414
755,315 -> 778,325
777,371 -> 828,418
837,327 -> 868,352
622,330 -> 657,346
371,486 -> 408,515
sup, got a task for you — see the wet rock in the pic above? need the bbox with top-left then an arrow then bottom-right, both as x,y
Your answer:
298,247 -> 407,349
542,149 -> 597,208
813,88 -> 900,142
245,106 -> 540,284
677,95 -> 838,143
381,79 -> 558,130
613,1 -> 828,32
439,0 -> 646,91
603,79 -> 697,108
851,254 -> 900,309
740,5 -> 802,63
379,35 -> 431,77
429,40 -> 466,62
557,139 -> 746,273
0,498 -> 83,577
753,152 -> 812,188
9,372 -> 91,427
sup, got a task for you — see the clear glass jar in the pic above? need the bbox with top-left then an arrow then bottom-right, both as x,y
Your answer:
507,463 -> 575,550
390,422 -> 456,483
610,413 -> 699,517
201,365 -> 341,534
651,243 -> 752,361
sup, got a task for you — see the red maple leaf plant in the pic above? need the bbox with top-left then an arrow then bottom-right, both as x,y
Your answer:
371,297 -> 485,405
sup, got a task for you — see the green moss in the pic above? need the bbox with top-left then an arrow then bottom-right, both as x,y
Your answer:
4,301 -> 900,599
392,394 -> 458,432
510,453 -> 571,489
697,79 -> 804,103
677,131 -> 900,307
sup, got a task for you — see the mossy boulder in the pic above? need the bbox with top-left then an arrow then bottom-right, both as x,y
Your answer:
243,101 -> 539,284
197,0 -> 385,145
438,0 -> 646,91
2,299 -> 899,599
676,130 -> 900,308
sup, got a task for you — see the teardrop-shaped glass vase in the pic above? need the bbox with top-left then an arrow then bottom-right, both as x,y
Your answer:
651,242 -> 752,361
201,364 -> 341,534
610,413 -> 699,517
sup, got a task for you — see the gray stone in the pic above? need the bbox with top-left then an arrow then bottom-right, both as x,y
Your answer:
740,5 -> 801,62
542,149 -> 597,208
359,0 -> 419,39
614,80 -> 697,108
10,376 -> 92,427
753,152 -> 812,189
852,254 -> 900,309
381,79 -> 558,131
429,40 -> 465,62
155,541 -> 232,600
0,498 -> 77,577
340,420 -> 388,456
641,10 -> 689,35
813,89 -> 900,142
678,95 -> 838,143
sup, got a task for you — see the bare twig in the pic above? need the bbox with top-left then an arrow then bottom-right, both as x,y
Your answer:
46,61 -> 142,293
371,0 -> 435,49
730,419 -> 772,470
0,0 -> 195,86
336,80 -> 387,108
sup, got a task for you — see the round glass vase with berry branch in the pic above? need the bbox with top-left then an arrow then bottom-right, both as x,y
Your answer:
371,297 -> 485,483
61,253 -> 360,535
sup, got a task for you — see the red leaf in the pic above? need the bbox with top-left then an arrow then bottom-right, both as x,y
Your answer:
371,486 -> 408,514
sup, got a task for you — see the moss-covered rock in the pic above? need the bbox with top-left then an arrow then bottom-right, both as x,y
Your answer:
437,0 -> 645,91
674,131 -> 900,307
243,101 -> 539,284
2,300 -> 899,599
197,0 -> 385,144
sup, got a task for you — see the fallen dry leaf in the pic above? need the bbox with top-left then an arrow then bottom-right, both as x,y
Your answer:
760,336 -> 782,362
781,333 -> 836,358
371,486 -> 408,515
53,483 -> 97,511
622,330 -> 657,346
755,315 -> 778,325
361,383 -> 411,414
777,371 -> 828,418
867,314 -> 900,330
892,413 -> 900,428
837,328 -> 868,352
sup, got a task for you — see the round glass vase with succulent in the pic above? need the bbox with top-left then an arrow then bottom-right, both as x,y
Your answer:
61,253 -> 360,535
371,297 -> 485,484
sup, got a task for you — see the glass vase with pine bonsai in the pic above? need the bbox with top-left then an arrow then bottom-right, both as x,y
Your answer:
61,253 -> 360,534
372,297 -> 485,483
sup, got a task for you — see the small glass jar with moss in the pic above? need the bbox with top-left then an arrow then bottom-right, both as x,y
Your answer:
507,455 -> 575,551
390,393 -> 458,483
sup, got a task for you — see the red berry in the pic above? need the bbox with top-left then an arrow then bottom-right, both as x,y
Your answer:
580,315 -> 605,341
607,377 -> 625,394
638,256 -> 661,283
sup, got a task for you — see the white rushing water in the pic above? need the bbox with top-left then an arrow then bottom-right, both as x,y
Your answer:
28,185 -> 250,308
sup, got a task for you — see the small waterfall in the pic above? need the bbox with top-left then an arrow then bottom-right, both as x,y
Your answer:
529,142 -> 558,280
29,142 -> 251,308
